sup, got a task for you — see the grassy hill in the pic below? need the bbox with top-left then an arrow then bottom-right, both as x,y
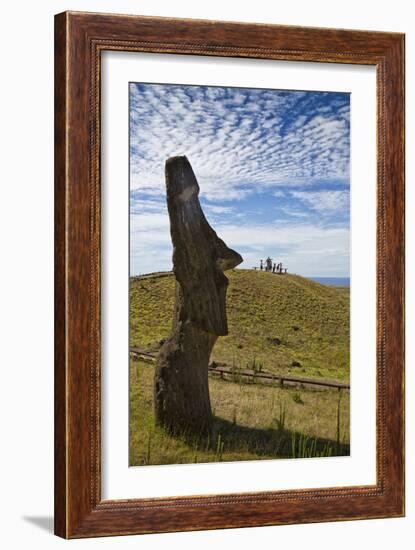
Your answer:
129,269 -> 350,466
130,269 -> 349,382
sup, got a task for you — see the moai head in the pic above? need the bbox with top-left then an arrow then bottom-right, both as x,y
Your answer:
165,156 -> 243,336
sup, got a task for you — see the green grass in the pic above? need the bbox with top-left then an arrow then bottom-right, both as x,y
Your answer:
129,269 -> 350,466
130,360 -> 350,466
130,269 -> 350,382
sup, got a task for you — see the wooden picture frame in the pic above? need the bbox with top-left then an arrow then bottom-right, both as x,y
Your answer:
54,11 -> 405,538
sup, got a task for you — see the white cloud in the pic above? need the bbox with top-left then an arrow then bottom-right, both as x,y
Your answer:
203,204 -> 235,215
129,84 -> 350,276
290,190 -> 349,214
129,84 -> 350,202
131,213 -> 349,277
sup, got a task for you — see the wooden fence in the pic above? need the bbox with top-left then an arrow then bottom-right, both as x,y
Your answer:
129,347 -> 349,392
208,365 -> 349,391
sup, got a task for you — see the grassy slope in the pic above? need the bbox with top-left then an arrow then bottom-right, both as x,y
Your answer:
130,269 -> 350,382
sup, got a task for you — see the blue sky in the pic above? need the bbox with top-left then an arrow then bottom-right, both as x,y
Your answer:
129,83 -> 350,277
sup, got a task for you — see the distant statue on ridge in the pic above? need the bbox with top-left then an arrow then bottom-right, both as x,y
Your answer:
154,156 -> 243,435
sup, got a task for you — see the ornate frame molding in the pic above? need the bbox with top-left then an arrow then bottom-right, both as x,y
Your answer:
55,11 -> 404,538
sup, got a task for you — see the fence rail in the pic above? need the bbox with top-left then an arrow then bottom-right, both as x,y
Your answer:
129,347 -> 349,392
131,271 -> 174,281
208,366 -> 349,391
130,348 -> 157,361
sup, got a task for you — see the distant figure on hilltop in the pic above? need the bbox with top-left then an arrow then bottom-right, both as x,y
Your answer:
257,258 -> 288,274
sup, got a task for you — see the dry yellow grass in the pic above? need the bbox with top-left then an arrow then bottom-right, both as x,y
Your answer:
130,360 -> 350,466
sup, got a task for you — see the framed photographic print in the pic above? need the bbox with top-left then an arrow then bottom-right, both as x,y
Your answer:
54,11 -> 405,538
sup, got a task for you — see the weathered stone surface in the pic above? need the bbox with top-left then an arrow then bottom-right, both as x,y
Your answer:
154,156 -> 243,435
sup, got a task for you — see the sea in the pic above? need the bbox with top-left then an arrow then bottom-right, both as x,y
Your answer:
309,277 -> 350,287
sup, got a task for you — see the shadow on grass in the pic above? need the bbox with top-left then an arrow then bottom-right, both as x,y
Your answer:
181,416 -> 349,460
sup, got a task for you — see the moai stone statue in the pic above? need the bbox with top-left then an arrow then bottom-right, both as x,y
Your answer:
154,156 -> 243,435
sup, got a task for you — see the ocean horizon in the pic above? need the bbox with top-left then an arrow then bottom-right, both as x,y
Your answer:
309,277 -> 350,287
